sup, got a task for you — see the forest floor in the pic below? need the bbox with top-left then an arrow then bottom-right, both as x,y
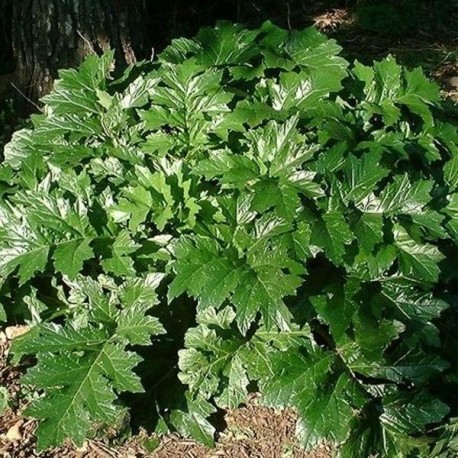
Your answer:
309,7 -> 458,102
0,3 -> 458,458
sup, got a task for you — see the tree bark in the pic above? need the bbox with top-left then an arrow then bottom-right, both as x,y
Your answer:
11,0 -> 148,110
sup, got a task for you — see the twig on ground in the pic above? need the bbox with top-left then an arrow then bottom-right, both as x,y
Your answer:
10,83 -> 43,112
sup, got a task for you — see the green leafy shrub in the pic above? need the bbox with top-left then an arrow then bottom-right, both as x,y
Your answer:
2,21 -> 458,456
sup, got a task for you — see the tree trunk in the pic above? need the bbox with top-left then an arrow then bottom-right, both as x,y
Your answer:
11,0 -> 148,110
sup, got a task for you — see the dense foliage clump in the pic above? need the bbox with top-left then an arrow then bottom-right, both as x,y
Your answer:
1,21 -> 458,457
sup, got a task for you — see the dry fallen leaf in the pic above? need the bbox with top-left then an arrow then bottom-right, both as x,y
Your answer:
4,326 -> 30,341
4,420 -> 23,442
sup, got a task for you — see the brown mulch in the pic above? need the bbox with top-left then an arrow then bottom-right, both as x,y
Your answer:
0,325 -> 332,458
434,62 -> 458,102
311,8 -> 355,33
153,399 -> 331,458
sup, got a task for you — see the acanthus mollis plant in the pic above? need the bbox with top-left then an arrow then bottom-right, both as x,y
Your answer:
1,20 -> 458,457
